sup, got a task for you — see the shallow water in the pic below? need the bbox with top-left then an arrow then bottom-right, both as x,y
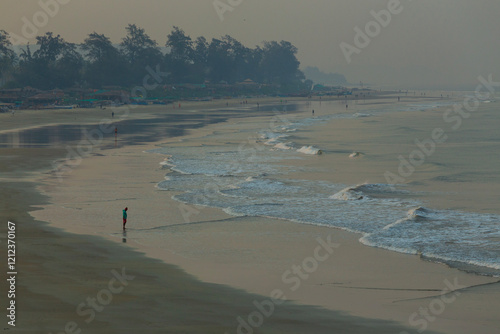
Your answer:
152,98 -> 500,276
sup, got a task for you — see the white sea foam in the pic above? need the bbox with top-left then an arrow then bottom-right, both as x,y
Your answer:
222,207 -> 247,217
349,152 -> 362,158
160,157 -> 173,166
330,186 -> 365,201
150,108 -> 500,276
353,113 -> 371,118
407,206 -> 430,219
381,207 -> 430,230
297,146 -> 322,155
359,235 -> 419,255
273,142 -> 294,150
382,218 -> 406,230
329,183 -> 383,201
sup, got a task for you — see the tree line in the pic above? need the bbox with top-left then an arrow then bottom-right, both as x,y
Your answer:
0,25 -> 306,91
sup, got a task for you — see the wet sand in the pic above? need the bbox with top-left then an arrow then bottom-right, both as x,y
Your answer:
3,183 -> 425,334
2,97 -> 499,333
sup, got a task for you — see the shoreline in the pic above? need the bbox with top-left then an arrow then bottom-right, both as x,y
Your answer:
3,97 -> 499,333
30,99 -> 500,333
7,182 -> 422,333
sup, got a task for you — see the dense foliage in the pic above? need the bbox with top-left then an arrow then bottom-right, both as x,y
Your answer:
0,25 -> 305,90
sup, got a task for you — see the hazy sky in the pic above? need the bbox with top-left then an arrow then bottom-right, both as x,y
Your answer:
1,0 -> 499,89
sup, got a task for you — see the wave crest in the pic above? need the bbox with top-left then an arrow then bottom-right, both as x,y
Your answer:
297,146 -> 322,155
330,186 -> 365,201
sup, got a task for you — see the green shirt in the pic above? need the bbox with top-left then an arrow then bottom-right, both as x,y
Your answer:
123,210 -> 127,219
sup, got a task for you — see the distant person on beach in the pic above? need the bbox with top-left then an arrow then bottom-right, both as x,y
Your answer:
115,127 -> 118,136
312,109 -> 315,115
123,207 -> 128,229
112,111 -> 114,118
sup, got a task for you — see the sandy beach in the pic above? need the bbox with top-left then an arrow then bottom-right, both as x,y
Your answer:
2,96 -> 499,333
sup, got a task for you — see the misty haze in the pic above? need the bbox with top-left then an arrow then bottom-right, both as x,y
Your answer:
0,1 -> 499,334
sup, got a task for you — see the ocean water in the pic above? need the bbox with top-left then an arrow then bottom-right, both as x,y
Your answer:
151,98 -> 500,277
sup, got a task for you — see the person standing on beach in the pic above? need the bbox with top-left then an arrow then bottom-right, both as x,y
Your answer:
123,207 -> 128,229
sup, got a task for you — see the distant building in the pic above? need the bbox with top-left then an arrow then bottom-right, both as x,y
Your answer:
237,78 -> 258,87
28,89 -> 65,104
0,87 -> 41,104
87,90 -> 130,103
